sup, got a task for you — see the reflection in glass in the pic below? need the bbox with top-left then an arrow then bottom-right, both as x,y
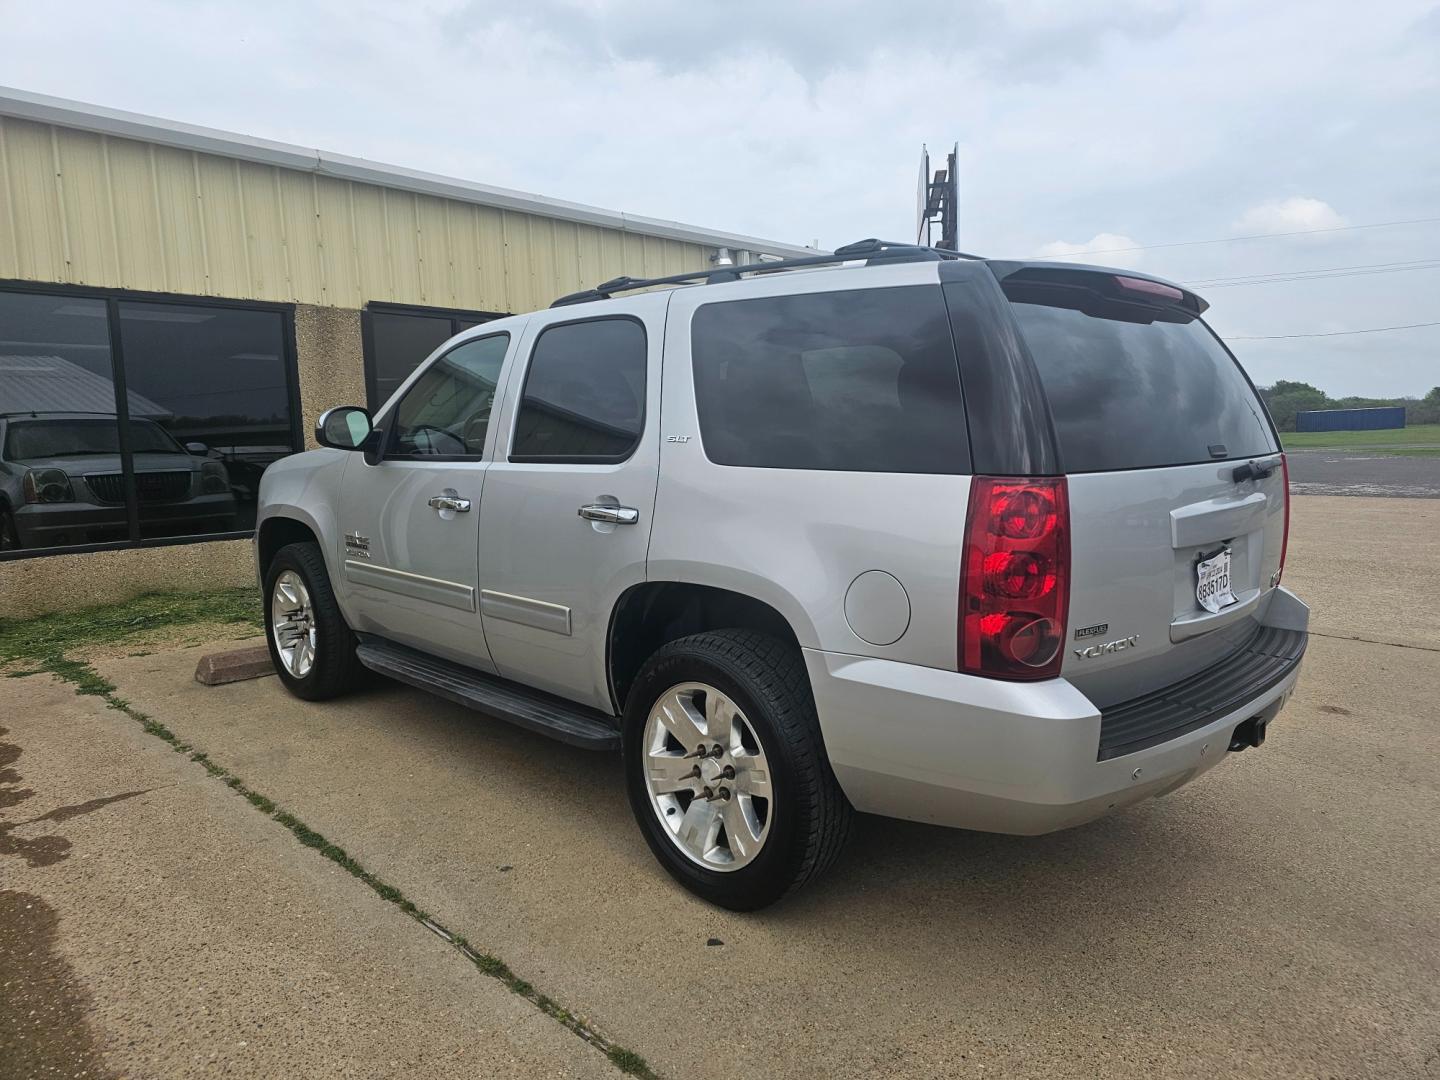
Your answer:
370,311 -> 454,408
391,335 -> 510,457
0,292 -> 128,552
117,301 -> 295,538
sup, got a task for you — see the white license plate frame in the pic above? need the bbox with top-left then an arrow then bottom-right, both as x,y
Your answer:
1195,546 -> 1236,614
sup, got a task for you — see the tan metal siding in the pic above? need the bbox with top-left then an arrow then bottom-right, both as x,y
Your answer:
0,115 -> 724,310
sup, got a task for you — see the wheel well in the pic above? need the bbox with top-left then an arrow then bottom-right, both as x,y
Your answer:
608,583 -> 802,712
256,517 -> 321,576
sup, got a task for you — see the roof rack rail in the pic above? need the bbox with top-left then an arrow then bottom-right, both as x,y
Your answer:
549,238 -> 985,307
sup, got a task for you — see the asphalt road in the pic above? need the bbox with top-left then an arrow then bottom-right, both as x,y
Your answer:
3,495 -> 1438,1079
1286,448 -> 1440,498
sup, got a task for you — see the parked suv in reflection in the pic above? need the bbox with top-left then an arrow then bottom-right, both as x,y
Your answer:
0,412 -> 237,550
255,239 -> 1308,910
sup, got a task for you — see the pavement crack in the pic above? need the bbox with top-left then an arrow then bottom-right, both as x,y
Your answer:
1307,630 -> 1440,653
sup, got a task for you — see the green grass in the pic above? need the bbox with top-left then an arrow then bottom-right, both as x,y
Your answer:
1281,423 -> 1440,451
1,588 -> 657,1079
0,587 -> 262,665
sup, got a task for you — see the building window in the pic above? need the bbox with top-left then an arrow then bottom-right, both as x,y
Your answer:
362,303 -> 505,411
0,284 -> 299,559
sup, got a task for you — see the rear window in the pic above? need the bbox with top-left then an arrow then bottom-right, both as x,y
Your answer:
690,285 -> 969,473
1006,289 -> 1277,473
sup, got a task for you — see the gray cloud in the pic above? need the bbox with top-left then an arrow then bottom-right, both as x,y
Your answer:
0,0 -> 1436,395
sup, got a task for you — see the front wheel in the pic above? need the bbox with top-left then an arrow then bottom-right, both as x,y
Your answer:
623,630 -> 852,910
263,541 -> 361,701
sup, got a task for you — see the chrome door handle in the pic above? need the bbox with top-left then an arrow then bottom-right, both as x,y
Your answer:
578,504 -> 639,525
428,495 -> 472,513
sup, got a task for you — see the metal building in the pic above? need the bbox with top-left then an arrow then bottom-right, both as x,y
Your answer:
0,88 -> 810,616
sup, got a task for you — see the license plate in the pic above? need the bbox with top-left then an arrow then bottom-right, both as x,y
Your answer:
1195,547 -> 1236,614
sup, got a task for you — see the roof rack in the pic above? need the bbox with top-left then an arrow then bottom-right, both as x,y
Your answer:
549,238 -> 985,307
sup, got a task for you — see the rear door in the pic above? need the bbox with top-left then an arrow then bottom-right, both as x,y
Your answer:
992,266 -> 1286,706
475,295 -> 666,711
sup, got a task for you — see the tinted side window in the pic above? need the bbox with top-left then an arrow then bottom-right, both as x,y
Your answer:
390,335 -> 510,458
1006,293 -> 1278,473
691,286 -> 969,473
511,319 -> 647,462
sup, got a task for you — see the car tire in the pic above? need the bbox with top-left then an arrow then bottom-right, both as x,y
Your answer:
0,506 -> 20,552
263,541 -> 362,702
622,629 -> 853,911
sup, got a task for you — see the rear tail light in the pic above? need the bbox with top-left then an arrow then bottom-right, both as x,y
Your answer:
1276,453 -> 1290,585
960,477 -> 1070,680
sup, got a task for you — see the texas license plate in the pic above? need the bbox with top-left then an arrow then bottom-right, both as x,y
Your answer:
1196,547 -> 1236,614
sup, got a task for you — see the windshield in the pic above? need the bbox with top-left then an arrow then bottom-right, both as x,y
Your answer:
1005,285 -> 1277,473
4,419 -> 184,460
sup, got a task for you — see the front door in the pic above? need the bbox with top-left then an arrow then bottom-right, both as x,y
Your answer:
477,296 -> 667,710
339,331 -> 516,671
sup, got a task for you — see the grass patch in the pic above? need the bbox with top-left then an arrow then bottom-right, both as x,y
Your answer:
0,589 -> 656,1079
0,587 -> 262,666
1282,423 -> 1440,451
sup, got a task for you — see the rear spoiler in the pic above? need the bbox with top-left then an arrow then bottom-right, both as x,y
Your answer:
985,261 -> 1208,317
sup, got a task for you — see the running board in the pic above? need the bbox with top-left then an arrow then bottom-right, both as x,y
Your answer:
354,637 -> 620,750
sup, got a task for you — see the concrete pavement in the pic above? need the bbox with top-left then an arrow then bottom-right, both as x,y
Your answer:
0,676 -> 616,1079
4,494 -> 1439,1078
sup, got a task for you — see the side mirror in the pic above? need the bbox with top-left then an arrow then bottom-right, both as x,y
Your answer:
316,406 -> 372,451
184,441 -> 209,455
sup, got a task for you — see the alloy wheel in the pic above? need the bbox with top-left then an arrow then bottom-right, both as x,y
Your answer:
270,570 -> 317,678
642,682 -> 774,871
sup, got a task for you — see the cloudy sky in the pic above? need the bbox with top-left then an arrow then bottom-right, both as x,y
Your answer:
2,0 -> 1437,395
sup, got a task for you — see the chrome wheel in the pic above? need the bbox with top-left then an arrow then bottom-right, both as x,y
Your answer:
643,682 -> 773,871
270,570 -> 317,678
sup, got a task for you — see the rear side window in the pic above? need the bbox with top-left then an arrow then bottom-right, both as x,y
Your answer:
511,317 -> 647,463
690,286 -> 969,473
1006,287 -> 1277,473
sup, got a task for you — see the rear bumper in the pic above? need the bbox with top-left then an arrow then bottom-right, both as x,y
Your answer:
807,587 -> 1309,835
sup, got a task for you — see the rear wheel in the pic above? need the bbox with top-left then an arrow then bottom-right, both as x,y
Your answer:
263,541 -> 361,701
623,630 -> 852,910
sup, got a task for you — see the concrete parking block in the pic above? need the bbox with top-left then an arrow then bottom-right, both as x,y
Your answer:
194,644 -> 274,686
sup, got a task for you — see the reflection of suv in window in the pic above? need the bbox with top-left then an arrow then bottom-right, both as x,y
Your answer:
256,239 -> 1308,910
0,413 -> 237,551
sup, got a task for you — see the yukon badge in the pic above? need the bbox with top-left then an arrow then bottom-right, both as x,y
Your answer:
1074,634 -> 1139,660
344,531 -> 371,559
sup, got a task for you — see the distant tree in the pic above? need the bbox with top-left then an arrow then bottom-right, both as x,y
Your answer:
1258,380 -> 1330,431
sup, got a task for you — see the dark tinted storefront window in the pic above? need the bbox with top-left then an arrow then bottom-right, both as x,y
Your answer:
117,301 -> 294,537
690,286 -> 970,473
0,287 -> 298,559
0,292 -> 124,553
364,304 -> 503,409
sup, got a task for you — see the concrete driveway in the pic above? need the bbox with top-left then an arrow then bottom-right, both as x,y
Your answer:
4,495 -> 1438,1078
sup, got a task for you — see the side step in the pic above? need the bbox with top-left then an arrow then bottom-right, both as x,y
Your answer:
354,637 -> 620,750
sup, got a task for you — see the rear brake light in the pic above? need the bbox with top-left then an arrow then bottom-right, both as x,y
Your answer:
960,477 -> 1070,680
1276,453 -> 1290,585
1114,275 -> 1183,301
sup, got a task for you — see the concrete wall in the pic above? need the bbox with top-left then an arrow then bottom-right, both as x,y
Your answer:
0,538 -> 254,621
294,303 -> 365,446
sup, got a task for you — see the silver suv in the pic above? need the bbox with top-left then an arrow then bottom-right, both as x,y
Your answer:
256,239 -> 1308,910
